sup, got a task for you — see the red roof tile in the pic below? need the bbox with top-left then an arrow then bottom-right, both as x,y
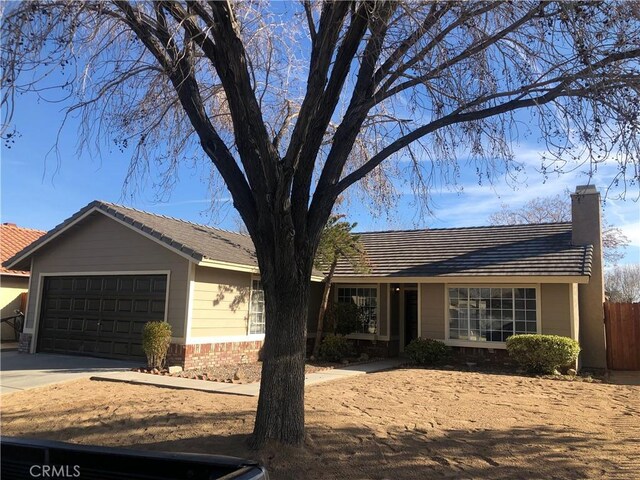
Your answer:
0,223 -> 46,276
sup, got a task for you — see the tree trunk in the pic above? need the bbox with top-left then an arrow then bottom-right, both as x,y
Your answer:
312,257 -> 338,358
250,248 -> 312,449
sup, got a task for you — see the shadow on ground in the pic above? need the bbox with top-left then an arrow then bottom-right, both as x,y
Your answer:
2,408 -> 624,480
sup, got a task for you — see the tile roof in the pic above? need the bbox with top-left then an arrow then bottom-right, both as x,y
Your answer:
0,224 -> 46,276
99,202 -> 259,266
4,202 -> 592,279
334,223 -> 592,278
4,201 -> 258,271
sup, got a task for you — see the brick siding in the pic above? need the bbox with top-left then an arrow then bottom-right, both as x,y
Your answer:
18,332 -> 32,353
167,340 -> 264,370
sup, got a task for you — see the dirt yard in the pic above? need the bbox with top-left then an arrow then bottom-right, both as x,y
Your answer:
2,368 -> 638,479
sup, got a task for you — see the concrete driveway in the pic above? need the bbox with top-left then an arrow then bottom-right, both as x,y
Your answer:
0,349 -> 139,395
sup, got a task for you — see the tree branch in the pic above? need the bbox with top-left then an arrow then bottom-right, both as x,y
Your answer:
333,82 -> 603,196
112,0 -> 258,228
290,1 -> 371,244
283,1 -> 351,172
375,2 -> 502,94
308,2 -> 396,235
375,2 -> 547,104
190,1 -> 281,201
303,0 -> 316,42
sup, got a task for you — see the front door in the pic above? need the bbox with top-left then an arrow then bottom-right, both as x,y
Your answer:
404,289 -> 418,346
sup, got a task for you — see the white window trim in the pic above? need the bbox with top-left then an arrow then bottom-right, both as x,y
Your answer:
444,284 -> 541,350
334,283 -> 381,338
186,334 -> 265,345
386,283 -> 391,341
248,275 -> 265,335
184,262 -> 196,344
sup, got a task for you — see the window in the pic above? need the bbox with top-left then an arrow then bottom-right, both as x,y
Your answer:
249,279 -> 265,335
448,287 -> 537,342
336,286 -> 378,334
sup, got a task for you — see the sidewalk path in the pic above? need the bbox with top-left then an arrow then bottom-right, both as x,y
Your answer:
91,358 -> 404,397
607,370 -> 640,386
1,351 -> 137,395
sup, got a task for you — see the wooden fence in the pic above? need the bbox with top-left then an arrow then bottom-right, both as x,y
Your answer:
604,302 -> 640,371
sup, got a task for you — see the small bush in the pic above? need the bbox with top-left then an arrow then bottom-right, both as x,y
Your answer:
405,338 -> 450,365
318,334 -> 352,362
142,321 -> 172,369
325,303 -> 362,336
506,334 -> 580,374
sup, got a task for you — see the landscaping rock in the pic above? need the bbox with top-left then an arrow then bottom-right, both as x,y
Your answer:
172,360 -> 346,385
358,353 -> 369,361
168,365 -> 183,374
567,368 -> 577,376
466,362 -> 477,368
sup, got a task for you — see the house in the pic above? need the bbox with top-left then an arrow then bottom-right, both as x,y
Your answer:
0,223 -> 46,341
3,185 -> 606,369
3,202 -> 324,368
320,185 -> 605,369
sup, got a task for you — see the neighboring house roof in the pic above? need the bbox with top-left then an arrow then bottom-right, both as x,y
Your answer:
4,201 -> 258,272
334,223 -> 592,278
0,223 -> 46,277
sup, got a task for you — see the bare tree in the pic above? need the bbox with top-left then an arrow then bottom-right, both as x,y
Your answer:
489,195 -> 572,224
2,1 -> 640,447
606,264 -> 640,302
488,194 -> 631,263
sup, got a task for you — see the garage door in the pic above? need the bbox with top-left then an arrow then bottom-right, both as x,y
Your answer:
37,274 -> 167,360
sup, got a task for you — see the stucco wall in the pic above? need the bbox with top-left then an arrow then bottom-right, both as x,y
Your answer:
0,276 -> 28,340
540,283 -> 573,338
572,188 -> 606,368
420,283 -> 446,340
24,212 -> 190,338
378,283 -> 388,337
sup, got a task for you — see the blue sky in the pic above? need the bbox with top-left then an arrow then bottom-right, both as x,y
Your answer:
2,85 -> 639,265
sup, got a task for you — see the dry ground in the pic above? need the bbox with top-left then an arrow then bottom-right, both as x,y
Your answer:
2,368 -> 639,479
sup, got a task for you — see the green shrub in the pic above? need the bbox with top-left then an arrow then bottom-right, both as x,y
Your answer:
506,334 -> 580,374
405,338 -> 450,365
325,303 -> 362,336
142,321 -> 172,369
318,334 -> 352,362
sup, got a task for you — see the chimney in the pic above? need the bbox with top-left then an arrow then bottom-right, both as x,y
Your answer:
571,185 -> 606,369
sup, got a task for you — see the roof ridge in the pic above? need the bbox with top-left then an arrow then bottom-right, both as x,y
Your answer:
356,222 -> 572,235
96,200 -> 250,237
